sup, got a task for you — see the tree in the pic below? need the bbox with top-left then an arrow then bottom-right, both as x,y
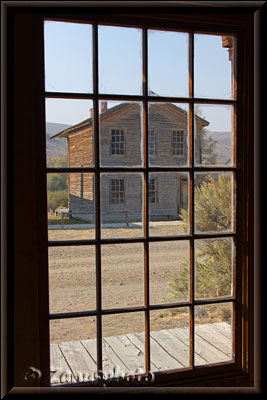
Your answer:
47,174 -> 68,192
195,105 -> 217,165
48,190 -> 68,212
47,157 -> 68,192
47,156 -> 67,168
201,129 -> 217,165
47,157 -> 68,211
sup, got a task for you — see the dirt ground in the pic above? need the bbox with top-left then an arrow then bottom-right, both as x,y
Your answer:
48,225 -> 230,343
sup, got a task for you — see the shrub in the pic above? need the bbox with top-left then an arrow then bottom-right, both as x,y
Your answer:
180,173 -> 232,233
166,173 -> 233,321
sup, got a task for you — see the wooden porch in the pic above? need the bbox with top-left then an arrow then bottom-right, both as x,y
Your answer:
50,322 -> 232,385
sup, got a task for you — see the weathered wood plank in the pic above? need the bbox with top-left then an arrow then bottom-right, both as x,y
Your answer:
126,332 -> 160,371
209,322 -> 232,340
50,343 -> 76,384
195,324 -> 232,356
152,329 -> 190,367
105,335 -> 145,373
80,338 -> 97,362
59,341 -> 97,381
102,338 -> 129,375
51,323 -> 233,384
167,327 -> 209,365
194,335 -> 231,365
172,324 -> 231,365
82,337 -> 128,376
149,335 -> 184,371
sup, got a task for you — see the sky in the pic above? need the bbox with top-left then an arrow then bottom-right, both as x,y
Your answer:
44,20 -> 234,132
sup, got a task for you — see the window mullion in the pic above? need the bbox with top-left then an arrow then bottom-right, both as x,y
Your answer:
142,26 -> 151,376
92,22 -> 103,379
189,31 -> 195,370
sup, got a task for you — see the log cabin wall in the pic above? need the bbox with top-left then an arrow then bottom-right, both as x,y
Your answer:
68,126 -> 94,220
68,127 -> 94,168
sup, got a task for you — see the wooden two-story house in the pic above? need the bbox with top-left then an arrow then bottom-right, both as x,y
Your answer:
51,102 -> 209,223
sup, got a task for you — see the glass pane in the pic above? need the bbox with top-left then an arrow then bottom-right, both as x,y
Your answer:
46,98 -> 94,167
101,173 -> 143,239
49,246 -> 95,313
194,303 -> 233,366
149,173 -> 189,236
99,101 -> 143,167
101,243 -> 144,309
44,21 -> 93,93
102,313 -> 145,379
98,25 -> 142,95
150,307 -> 190,372
194,104 -> 234,167
194,172 -> 235,234
194,34 -> 235,99
149,241 -> 190,305
148,103 -> 189,167
50,317 -> 97,385
195,238 -> 234,300
148,30 -> 189,98
47,173 -> 95,241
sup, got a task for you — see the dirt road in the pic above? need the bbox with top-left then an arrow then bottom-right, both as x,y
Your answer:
49,225 -> 191,342
48,225 -> 229,343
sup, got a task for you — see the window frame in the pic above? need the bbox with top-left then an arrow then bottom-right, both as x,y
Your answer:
148,177 -> 158,204
8,5 -> 261,394
172,129 -> 186,157
43,20 -> 244,386
110,178 -> 125,205
148,129 -> 156,157
110,128 -> 126,156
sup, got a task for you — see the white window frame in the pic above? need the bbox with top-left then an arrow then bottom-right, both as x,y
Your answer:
110,178 -> 125,205
110,128 -> 126,156
149,177 -> 158,204
172,130 -> 185,156
148,129 -> 156,156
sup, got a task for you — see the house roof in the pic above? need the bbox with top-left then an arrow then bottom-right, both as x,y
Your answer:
50,101 -> 209,140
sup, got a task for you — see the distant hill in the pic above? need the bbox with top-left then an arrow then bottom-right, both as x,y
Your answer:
46,122 -> 70,159
206,131 -> 232,165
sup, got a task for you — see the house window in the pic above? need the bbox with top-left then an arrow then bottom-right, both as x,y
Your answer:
149,178 -> 158,204
110,179 -> 125,204
172,130 -> 185,156
148,129 -> 156,156
111,129 -> 125,155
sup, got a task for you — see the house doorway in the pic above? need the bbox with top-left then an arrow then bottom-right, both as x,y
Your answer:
180,177 -> 188,211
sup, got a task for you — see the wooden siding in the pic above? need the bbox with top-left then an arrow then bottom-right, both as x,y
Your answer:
68,173 -> 189,223
100,174 -> 143,223
100,103 -> 142,167
69,173 -> 94,222
68,127 -> 94,168
99,103 -> 205,167
66,103 -> 204,222
148,104 -> 189,167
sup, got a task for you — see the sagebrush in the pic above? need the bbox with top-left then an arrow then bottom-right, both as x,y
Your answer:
166,174 -> 233,321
